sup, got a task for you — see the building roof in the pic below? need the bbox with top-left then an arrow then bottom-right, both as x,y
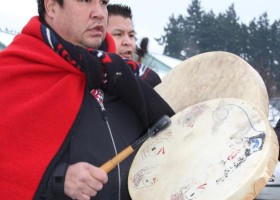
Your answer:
140,52 -> 182,78
150,53 -> 182,69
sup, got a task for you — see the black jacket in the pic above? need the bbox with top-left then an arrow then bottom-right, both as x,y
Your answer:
33,35 -> 175,200
35,57 -> 175,199
39,89 -> 145,200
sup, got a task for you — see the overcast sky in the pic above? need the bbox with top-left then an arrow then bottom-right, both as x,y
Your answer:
0,0 -> 278,53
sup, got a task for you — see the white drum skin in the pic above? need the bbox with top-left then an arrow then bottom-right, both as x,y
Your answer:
128,98 -> 278,200
155,51 -> 269,116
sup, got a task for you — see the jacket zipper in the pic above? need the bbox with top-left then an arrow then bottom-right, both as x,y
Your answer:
99,100 -> 122,200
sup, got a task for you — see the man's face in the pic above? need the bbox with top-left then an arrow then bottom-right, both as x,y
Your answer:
107,15 -> 136,60
45,0 -> 109,49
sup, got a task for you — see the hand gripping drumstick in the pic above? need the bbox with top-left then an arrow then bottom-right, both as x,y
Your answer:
100,115 -> 171,173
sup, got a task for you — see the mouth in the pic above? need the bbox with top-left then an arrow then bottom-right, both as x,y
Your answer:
120,50 -> 133,59
88,25 -> 104,36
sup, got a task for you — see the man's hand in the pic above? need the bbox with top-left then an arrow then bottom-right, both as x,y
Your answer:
64,162 -> 108,200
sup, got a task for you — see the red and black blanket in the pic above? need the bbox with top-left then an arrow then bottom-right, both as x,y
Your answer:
0,16 -> 174,199
0,16 -> 88,199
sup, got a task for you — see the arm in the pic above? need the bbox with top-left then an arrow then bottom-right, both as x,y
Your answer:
48,162 -> 108,200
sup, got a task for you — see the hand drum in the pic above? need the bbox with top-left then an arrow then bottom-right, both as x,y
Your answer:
128,98 -> 278,200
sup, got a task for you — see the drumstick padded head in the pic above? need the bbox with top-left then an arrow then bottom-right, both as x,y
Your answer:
148,115 -> 171,137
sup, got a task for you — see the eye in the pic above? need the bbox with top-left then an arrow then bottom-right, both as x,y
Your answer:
113,33 -> 122,37
129,34 -> 135,39
129,31 -> 136,39
100,0 -> 109,5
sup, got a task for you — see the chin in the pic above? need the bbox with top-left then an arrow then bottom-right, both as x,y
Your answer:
86,40 -> 103,49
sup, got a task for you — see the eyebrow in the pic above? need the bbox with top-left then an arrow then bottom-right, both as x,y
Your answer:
111,28 -> 135,34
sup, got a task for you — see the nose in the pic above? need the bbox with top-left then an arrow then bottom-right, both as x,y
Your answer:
122,35 -> 132,46
90,3 -> 106,20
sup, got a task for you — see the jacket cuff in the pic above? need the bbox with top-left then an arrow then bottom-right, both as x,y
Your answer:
49,162 -> 69,195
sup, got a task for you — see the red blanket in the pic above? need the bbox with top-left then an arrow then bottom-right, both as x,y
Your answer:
0,16 -> 87,199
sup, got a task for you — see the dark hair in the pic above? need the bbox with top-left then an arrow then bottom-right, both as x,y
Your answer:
37,0 -> 64,22
107,4 -> 132,19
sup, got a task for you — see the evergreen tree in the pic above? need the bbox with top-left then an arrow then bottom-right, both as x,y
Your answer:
183,0 -> 204,58
269,20 -> 280,96
199,11 -> 220,52
215,4 -> 241,54
157,0 -> 280,97
238,23 -> 250,60
156,14 -> 186,59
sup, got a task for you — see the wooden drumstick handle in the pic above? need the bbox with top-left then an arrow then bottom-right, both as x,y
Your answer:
100,146 -> 134,173
100,115 -> 171,174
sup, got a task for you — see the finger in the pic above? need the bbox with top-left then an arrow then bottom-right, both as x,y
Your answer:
81,185 -> 98,198
86,178 -> 104,192
78,193 -> 91,200
69,191 -> 90,200
89,166 -> 108,184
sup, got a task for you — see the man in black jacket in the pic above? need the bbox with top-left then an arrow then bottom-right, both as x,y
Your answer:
107,3 -> 161,87
0,0 -> 174,199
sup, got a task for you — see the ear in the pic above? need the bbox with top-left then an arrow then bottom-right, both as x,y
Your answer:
44,0 -> 56,18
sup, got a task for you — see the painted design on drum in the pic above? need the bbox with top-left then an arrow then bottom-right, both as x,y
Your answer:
169,162 -> 212,200
131,131 -> 173,189
141,129 -> 173,159
170,182 -> 208,200
170,103 -> 266,200
213,104 -> 266,184
216,132 -> 265,184
131,166 -> 158,189
178,105 -> 207,128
